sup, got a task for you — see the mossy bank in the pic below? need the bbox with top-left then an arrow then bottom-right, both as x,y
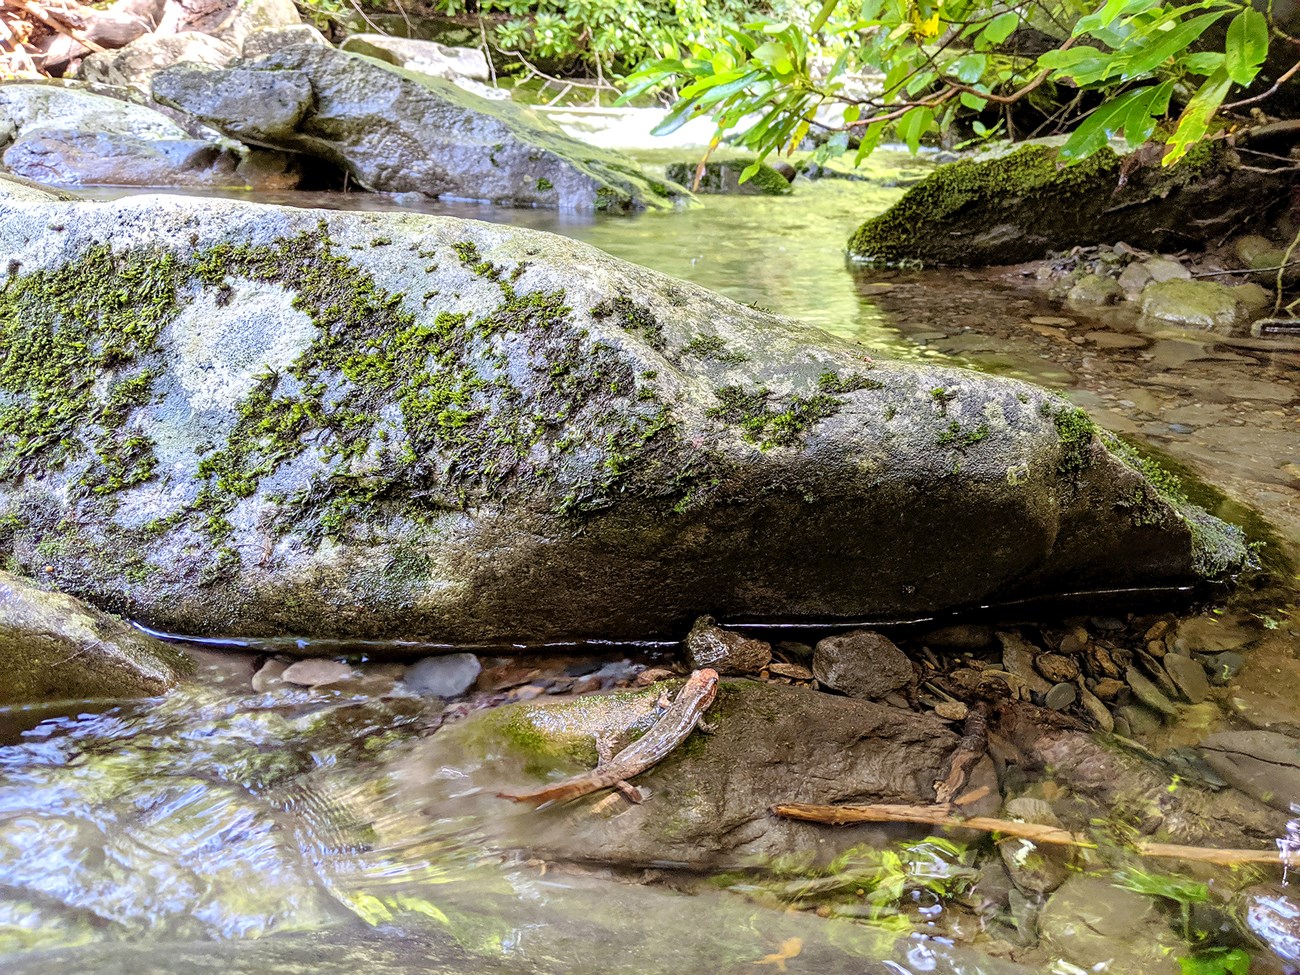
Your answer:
847,142 -> 1288,267
0,179 -> 1246,643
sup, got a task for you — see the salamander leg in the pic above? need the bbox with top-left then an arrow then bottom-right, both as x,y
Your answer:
595,734 -> 615,768
697,718 -> 717,734
615,780 -> 644,804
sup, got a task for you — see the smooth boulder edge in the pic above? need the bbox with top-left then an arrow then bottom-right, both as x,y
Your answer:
0,182 -> 1246,644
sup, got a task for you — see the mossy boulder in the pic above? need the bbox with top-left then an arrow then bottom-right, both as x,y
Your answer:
663,157 -> 793,196
0,180 -> 1246,643
151,46 -> 687,211
847,142 -> 1289,267
400,678 -> 1001,869
0,569 -> 192,704
1140,279 -> 1251,331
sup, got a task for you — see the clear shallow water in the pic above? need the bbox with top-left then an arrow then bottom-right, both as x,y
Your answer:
23,153 -> 1300,974
0,685 -> 1026,975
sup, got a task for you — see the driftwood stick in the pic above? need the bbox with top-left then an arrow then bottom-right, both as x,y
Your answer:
8,0 -> 105,51
771,801 -> 1300,868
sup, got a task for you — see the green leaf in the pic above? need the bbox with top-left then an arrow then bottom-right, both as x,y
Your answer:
1060,85 -> 1151,160
650,96 -> 705,136
1110,10 -> 1227,81
960,90 -> 988,109
981,11 -> 1019,44
1181,51 -> 1225,75
1073,0 -> 1161,36
896,105 -> 934,153
1122,78 -> 1173,144
1225,8 -> 1269,85
1178,948 -> 1251,975
950,52 -> 986,83
1163,65 -> 1231,165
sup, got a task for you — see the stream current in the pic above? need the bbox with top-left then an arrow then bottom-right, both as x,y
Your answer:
2,149 -> 1299,975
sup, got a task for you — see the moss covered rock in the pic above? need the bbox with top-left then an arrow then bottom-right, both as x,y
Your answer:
0,180 -> 1246,643
1140,279 -> 1251,331
663,157 -> 793,196
151,46 -> 687,211
847,142 -> 1288,267
0,569 -> 191,704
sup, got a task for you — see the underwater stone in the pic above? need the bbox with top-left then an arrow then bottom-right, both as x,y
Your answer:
403,653 -> 482,697
812,630 -> 913,699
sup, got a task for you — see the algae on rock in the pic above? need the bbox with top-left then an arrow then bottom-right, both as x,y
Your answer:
847,142 -> 1286,267
0,181 -> 1250,643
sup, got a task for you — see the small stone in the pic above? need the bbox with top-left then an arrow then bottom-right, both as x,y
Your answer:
1046,682 -> 1077,710
1077,684 -> 1114,732
1035,653 -> 1080,683
934,701 -> 970,722
1138,653 -> 1181,699
998,632 -> 1052,696
812,629 -> 913,700
403,652 -> 482,697
1142,256 -> 1192,282
1162,653 -> 1211,704
1141,279 -> 1249,331
251,657 -> 289,691
999,797 -> 1072,894
1030,316 -> 1077,327
686,616 -> 771,675
1084,330 -> 1149,349
634,666 -> 676,686
1092,677 -> 1126,701
1233,282 -> 1273,315
1199,651 -> 1245,685
768,661 -> 813,680
1067,273 -> 1122,306
1146,639 -> 1166,657
1126,666 -> 1177,717
1143,620 -> 1170,642
1058,627 -> 1090,655
1039,875 -> 1164,972
1084,644 -> 1122,679
280,658 -> 354,687
1118,262 -> 1152,295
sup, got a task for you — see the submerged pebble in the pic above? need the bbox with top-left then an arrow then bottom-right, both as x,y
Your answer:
403,653 -> 482,698
280,659 -> 354,687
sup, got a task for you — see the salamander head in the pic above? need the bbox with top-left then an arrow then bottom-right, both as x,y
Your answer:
688,668 -> 720,706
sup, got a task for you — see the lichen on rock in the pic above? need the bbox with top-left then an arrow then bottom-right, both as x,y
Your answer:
0,182 -> 1251,643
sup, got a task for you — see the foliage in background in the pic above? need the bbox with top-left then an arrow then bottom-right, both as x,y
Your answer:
619,0 -> 1281,177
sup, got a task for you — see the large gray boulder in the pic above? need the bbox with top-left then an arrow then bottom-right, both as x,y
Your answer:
0,82 -> 290,190
151,46 -> 686,210
339,33 -> 490,83
0,569 -> 191,704
0,184 -> 1245,643
77,32 -> 241,91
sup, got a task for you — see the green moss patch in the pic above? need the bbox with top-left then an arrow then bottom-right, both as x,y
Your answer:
0,246 -> 181,493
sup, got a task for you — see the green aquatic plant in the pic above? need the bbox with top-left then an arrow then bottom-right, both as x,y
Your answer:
715,836 -> 975,927
1113,866 -> 1208,941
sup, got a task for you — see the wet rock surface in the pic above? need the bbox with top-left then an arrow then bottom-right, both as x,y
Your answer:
1038,874 -> 1178,974
0,569 -> 192,704
420,678 -> 1001,868
151,46 -> 684,210
1201,730 -> 1300,811
76,31 -> 240,90
812,629 -> 913,699
0,185 -> 1245,642
403,653 -> 483,697
848,142 -> 1286,267
684,617 -> 770,675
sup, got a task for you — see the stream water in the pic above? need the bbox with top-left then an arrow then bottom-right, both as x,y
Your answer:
3,151 -> 1299,975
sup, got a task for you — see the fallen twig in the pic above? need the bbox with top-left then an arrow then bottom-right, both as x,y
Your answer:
771,801 -> 1300,868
